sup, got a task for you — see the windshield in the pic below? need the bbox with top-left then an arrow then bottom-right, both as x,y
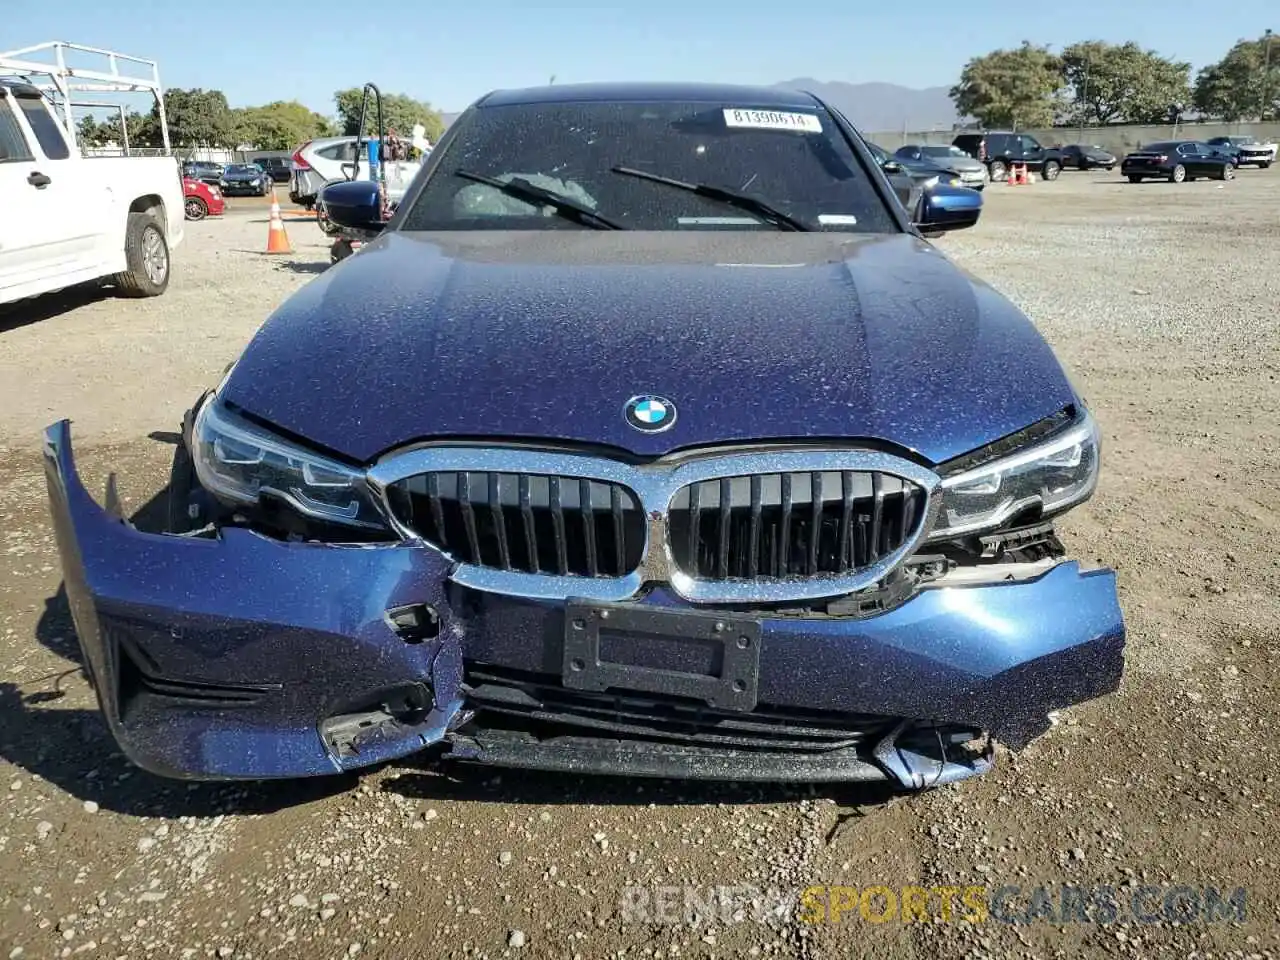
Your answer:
920,145 -> 967,159
1230,136 -> 1256,145
225,164 -> 258,175
400,100 -> 897,233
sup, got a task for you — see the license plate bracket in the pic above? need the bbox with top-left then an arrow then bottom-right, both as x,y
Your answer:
562,602 -> 761,712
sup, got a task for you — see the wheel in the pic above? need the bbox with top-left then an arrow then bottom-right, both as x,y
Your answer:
1219,164 -> 1234,181
330,239 -> 355,263
1170,164 -> 1186,183
1127,175 -> 1142,183
1041,160 -> 1061,181
1261,160 -> 1272,169
184,196 -> 208,221
112,212 -> 170,297
1078,159 -> 1089,171
988,160 -> 1006,183
1106,164 -> 1115,171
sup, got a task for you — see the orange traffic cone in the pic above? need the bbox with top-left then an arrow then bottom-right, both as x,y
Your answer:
265,188 -> 292,254
1006,165 -> 1017,186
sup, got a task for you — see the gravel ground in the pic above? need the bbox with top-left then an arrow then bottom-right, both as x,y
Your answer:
1,171 -> 1279,960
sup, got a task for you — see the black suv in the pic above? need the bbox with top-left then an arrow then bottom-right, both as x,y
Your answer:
952,132 -> 1063,182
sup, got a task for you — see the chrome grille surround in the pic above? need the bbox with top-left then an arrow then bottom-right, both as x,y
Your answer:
366,446 -> 942,605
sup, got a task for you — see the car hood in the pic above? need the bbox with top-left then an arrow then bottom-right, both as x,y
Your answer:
221,231 -> 1077,465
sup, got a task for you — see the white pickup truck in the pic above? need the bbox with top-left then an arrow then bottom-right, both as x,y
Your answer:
0,43 -> 185,307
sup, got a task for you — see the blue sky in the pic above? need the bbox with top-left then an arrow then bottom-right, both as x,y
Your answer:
7,0 -> 1275,115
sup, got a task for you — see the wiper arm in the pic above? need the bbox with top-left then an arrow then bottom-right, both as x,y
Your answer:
611,165 -> 809,231
453,169 -> 624,230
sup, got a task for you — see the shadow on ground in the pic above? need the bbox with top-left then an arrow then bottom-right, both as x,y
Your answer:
0,283 -> 116,333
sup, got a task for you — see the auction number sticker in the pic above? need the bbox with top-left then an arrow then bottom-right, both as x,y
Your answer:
723,108 -> 822,133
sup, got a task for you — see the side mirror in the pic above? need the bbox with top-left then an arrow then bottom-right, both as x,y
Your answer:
881,159 -> 905,174
319,180 -> 386,233
913,183 -> 982,235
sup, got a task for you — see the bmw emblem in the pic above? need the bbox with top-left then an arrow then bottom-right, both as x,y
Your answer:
624,395 -> 677,433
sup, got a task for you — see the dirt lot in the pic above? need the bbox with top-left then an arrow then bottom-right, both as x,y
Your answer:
2,172 -> 1279,960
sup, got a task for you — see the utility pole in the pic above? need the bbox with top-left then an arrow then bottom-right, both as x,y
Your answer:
1264,30 -> 1274,121
1079,57 -> 1090,143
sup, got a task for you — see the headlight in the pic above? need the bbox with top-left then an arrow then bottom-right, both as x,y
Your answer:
192,399 -> 386,529
947,177 -> 962,187
921,175 -> 941,190
929,411 -> 1100,539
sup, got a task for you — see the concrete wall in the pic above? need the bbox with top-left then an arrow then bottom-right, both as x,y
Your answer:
865,121 -> 1280,154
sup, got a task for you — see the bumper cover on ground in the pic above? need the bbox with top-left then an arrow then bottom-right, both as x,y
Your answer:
42,420 -> 1125,783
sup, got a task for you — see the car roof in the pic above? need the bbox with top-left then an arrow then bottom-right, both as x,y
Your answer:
478,81 -> 821,109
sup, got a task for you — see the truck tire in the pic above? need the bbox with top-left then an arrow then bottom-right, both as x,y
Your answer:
1041,159 -> 1061,181
113,212 -> 170,297
988,160 -> 1006,183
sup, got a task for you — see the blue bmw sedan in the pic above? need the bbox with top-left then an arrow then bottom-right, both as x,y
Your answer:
44,82 -> 1123,789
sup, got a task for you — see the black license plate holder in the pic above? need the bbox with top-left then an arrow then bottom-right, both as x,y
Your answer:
562,602 -> 761,712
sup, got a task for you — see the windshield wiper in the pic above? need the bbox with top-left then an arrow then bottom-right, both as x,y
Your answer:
610,165 -> 809,232
453,170 -> 624,230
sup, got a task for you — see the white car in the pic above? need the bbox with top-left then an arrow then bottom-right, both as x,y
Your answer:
289,135 -> 423,210
1206,135 -> 1276,168
0,44 -> 185,307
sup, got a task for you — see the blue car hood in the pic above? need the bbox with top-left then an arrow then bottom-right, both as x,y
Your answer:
221,231 -> 1076,464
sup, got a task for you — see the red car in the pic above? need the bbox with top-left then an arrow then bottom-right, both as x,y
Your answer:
183,177 -> 225,220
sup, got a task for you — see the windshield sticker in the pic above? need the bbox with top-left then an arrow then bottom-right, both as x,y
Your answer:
817,214 -> 859,226
723,109 -> 822,133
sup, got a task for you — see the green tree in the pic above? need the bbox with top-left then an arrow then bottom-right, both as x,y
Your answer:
154,88 -> 237,147
1193,34 -> 1280,120
98,110 -> 160,149
333,88 -> 444,143
76,114 -> 104,146
950,42 -> 1064,129
1061,41 -> 1191,124
234,101 -> 335,150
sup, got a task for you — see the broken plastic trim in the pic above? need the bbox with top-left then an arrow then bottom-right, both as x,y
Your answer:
873,720 -> 994,789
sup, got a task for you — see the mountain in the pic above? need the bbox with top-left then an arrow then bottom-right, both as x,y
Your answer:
771,78 -> 957,134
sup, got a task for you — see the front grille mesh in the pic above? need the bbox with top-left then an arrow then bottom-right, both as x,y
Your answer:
667,471 -> 925,580
386,471 -> 645,577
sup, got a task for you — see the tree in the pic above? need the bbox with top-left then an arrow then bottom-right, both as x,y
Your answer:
155,88 -> 237,147
234,101 -> 334,150
98,110 -> 160,149
1193,34 -> 1280,121
1061,41 -> 1191,125
950,42 -> 1064,129
333,88 -> 444,143
76,114 -> 104,147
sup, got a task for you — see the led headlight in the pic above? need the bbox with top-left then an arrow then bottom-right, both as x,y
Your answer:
192,399 -> 385,528
929,411 -> 1100,539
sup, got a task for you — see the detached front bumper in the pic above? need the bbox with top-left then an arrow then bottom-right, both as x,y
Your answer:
43,421 -> 1125,785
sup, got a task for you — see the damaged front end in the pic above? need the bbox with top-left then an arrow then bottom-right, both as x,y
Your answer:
42,406 -> 1125,786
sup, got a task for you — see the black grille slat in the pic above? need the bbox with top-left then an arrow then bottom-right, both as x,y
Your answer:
388,471 -> 643,578
609,485 -> 626,575
579,479 -> 598,577
465,665 -> 899,754
838,471 -> 854,572
549,477 -> 569,575
458,473 -> 482,563
489,473 -> 511,570
518,475 -> 539,573
668,470 -> 926,583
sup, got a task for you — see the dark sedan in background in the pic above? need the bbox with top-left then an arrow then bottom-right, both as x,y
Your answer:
219,163 -> 272,196
893,144 -> 987,189
181,160 -> 224,185
1060,144 -> 1116,171
1121,141 -> 1235,183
